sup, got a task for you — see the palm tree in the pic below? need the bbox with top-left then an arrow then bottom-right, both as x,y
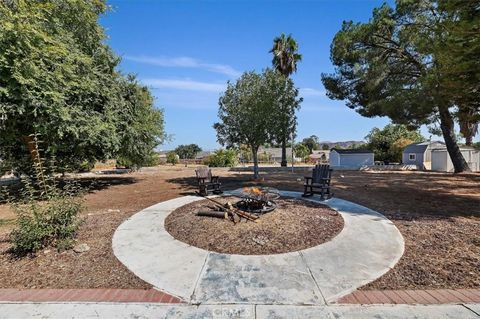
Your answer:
270,33 -> 302,166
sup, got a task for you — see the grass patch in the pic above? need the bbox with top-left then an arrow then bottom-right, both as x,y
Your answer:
0,219 -> 15,226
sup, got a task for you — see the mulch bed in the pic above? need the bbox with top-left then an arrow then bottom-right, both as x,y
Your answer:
164,196 -> 344,255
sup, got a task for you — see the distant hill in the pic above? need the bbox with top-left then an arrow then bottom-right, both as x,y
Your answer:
319,141 -> 366,149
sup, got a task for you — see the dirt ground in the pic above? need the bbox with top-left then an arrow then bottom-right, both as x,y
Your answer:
165,196 -> 343,255
0,165 -> 479,290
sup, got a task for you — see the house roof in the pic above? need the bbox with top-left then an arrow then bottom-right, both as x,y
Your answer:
403,141 -> 445,154
331,148 -> 373,154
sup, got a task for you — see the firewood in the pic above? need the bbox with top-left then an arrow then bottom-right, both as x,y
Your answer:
197,211 -> 228,219
195,192 -> 258,222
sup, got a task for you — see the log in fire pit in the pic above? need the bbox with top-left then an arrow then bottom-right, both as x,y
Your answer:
234,187 -> 280,214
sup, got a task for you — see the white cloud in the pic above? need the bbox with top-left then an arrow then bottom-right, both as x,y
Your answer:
142,78 -> 226,93
300,88 -> 326,97
124,55 -> 241,77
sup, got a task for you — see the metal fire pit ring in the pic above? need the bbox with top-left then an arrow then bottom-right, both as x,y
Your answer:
234,198 -> 277,214
233,187 -> 280,214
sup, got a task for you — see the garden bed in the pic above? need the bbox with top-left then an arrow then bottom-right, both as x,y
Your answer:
164,196 -> 344,255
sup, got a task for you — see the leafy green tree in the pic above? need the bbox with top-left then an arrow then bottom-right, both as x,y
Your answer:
0,0 -> 165,173
214,70 -> 301,178
116,75 -> 166,168
203,149 -> 238,167
174,144 -> 202,160
439,1 -> 479,146
365,124 -> 424,163
321,0 -> 478,172
301,135 -> 320,154
166,151 -> 179,165
293,143 -> 310,160
321,144 -> 330,150
270,33 -> 302,167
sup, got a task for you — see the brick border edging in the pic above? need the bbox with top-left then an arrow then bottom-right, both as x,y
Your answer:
1,288 -> 478,305
336,289 -> 480,305
0,289 -> 183,303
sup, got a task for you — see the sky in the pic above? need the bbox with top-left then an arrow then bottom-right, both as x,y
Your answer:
100,0 -> 433,151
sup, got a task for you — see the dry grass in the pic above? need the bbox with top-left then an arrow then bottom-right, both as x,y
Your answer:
0,166 -> 478,289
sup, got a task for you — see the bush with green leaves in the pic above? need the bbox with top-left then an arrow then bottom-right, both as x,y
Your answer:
166,151 -> 179,165
3,136 -> 84,256
203,149 -> 238,167
9,189 -> 83,255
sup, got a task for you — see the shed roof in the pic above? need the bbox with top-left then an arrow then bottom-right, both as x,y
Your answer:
331,148 -> 373,154
403,141 -> 445,154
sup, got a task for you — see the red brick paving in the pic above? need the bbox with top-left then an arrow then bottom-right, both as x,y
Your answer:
0,288 -> 478,305
337,289 -> 480,304
0,289 -> 183,303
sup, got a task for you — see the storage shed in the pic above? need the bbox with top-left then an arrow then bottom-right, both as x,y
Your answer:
402,141 -> 445,170
329,149 -> 374,169
431,147 -> 480,172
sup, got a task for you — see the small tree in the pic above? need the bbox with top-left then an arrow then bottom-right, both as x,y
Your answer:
294,143 -> 310,161
301,135 -> 320,154
166,152 -> 179,165
214,70 -> 302,178
321,144 -> 330,150
365,124 -> 424,163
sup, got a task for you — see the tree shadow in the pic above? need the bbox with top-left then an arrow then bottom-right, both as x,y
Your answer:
0,175 -> 138,203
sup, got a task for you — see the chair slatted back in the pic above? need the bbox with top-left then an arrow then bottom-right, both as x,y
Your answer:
312,164 -> 331,183
195,167 -> 212,182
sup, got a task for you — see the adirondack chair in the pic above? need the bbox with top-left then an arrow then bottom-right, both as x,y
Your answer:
195,167 -> 222,196
302,164 -> 333,199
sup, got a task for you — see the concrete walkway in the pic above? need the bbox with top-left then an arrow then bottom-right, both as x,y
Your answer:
112,191 -> 404,305
0,302 -> 479,318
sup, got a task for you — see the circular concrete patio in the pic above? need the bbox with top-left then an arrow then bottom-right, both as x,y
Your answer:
112,190 -> 404,305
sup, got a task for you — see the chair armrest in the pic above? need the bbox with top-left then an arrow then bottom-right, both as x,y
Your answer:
211,176 -> 220,182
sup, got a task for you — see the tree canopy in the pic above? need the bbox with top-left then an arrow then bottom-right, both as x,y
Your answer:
0,0 -> 165,173
293,143 -> 310,160
365,124 -> 425,163
321,0 -> 479,172
301,135 -> 320,154
214,69 -> 302,178
174,144 -> 202,159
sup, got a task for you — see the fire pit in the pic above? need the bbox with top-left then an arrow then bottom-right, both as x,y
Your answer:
234,187 -> 280,214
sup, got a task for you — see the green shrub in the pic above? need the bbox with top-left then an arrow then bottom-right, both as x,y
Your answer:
6,135 -> 83,256
10,194 -> 83,255
166,151 -> 179,165
203,149 -> 238,167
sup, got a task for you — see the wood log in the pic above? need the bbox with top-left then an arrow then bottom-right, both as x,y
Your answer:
195,192 -> 258,222
196,211 -> 228,219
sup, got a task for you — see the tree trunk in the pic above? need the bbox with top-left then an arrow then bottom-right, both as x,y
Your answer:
438,106 -> 471,173
465,135 -> 472,146
251,145 -> 259,179
280,139 -> 287,167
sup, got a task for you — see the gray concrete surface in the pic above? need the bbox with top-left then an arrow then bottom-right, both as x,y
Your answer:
1,303 -> 478,319
112,191 -> 404,304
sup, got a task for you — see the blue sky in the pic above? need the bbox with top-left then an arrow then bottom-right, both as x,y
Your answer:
101,0 -> 432,150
